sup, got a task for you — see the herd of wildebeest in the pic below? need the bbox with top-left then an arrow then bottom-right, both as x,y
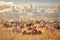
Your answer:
0,20 -> 60,35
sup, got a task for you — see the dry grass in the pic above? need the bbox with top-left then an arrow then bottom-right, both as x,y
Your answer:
0,25 -> 60,40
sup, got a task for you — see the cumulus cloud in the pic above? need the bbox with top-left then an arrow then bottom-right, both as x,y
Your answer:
45,8 -> 56,14
0,1 -> 19,19
0,1 -> 14,7
0,1 -> 15,12
27,12 -> 33,17
45,4 -> 60,14
41,4 -> 60,15
0,8 -> 12,12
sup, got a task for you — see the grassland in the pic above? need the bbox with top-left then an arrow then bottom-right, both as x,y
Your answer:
0,25 -> 60,40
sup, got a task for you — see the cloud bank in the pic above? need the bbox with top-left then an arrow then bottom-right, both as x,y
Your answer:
0,1 -> 60,20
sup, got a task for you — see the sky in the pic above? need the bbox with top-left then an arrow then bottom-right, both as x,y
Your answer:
0,0 -> 60,20
2,0 -> 60,3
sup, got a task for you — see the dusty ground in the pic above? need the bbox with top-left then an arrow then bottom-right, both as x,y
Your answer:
0,25 -> 60,40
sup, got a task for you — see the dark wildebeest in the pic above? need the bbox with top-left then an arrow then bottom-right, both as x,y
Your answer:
32,28 -> 42,35
3,22 -> 11,28
53,20 -> 60,29
26,21 -> 34,26
35,20 -> 40,24
19,23 -> 24,28
12,22 -> 24,33
21,30 -> 32,35
46,22 -> 55,31
53,23 -> 60,29
21,28 -> 42,35
13,26 -> 21,33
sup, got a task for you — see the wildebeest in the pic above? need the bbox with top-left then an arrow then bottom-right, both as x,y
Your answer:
26,21 -> 34,26
46,23 -> 55,31
21,28 -> 42,35
18,23 -> 24,28
53,20 -> 60,29
13,26 -> 22,33
35,20 -> 40,24
32,28 -> 42,35
53,23 -> 60,29
3,22 -> 12,28
21,30 -> 32,35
